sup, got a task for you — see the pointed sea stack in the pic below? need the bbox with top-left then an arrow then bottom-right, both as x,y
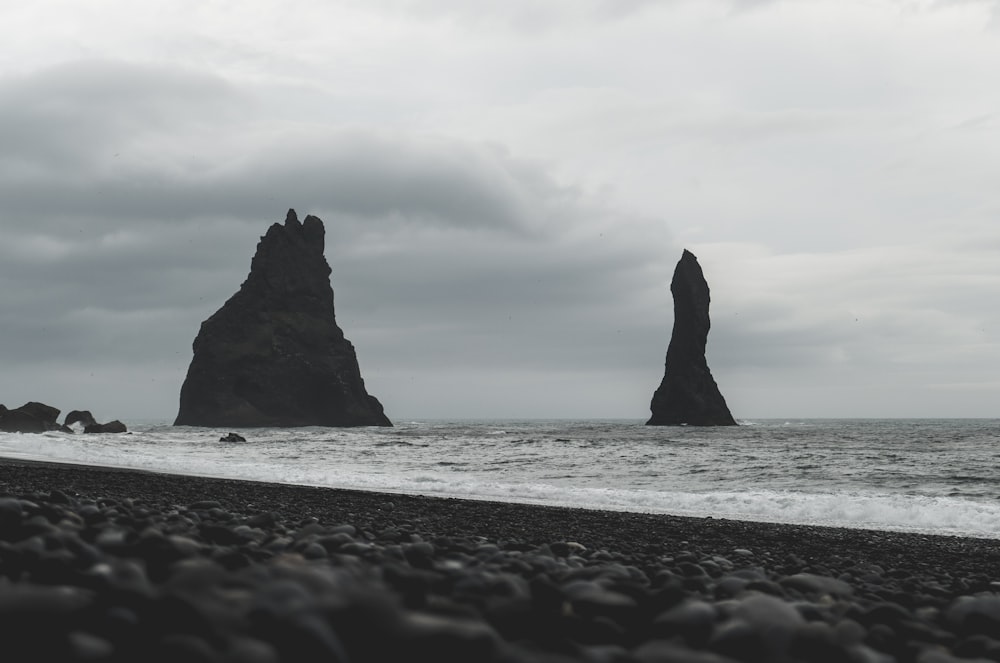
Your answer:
174,210 -> 391,428
647,250 -> 737,426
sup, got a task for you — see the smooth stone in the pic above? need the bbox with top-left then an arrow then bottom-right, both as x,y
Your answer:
633,641 -> 740,663
0,584 -> 94,616
317,532 -> 355,552
780,572 -> 854,598
224,637 -> 279,663
301,542 -> 328,560
550,541 -> 588,557
68,630 -> 115,660
714,576 -> 750,599
232,525 -> 266,542
789,621 -> 848,661
652,600 -> 718,645
711,593 -> 805,660
947,595 -> 1000,636
95,528 -> 129,550
0,497 -> 24,533
953,635 -> 1000,660
863,601 -> 914,627
402,612 -> 502,661
188,500 -> 223,511
157,634 -> 221,663
916,649 -> 994,663
245,512 -> 277,529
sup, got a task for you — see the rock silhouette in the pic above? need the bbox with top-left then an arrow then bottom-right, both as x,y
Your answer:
64,410 -> 98,430
0,403 -> 125,433
84,420 -> 128,434
648,249 -> 737,426
0,402 -> 65,433
174,209 -> 391,428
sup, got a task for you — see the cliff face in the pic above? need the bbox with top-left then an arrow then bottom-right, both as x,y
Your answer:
647,250 -> 737,426
174,210 -> 391,428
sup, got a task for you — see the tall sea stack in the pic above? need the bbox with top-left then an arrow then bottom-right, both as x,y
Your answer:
647,249 -> 737,426
174,210 -> 391,428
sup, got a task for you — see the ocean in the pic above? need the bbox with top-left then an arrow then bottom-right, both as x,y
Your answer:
2,418 -> 999,539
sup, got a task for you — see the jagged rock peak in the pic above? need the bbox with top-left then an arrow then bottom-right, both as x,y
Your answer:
174,210 -> 391,428
647,249 -> 737,427
251,209 -> 326,275
274,208 -> 324,246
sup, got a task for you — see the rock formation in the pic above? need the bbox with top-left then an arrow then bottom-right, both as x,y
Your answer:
0,402 -> 65,433
174,209 -> 391,428
0,402 -> 125,433
647,250 -> 737,426
65,410 -> 98,430
84,420 -> 128,434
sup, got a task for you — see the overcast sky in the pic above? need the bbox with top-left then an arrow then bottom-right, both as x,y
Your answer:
3,0 -> 1000,422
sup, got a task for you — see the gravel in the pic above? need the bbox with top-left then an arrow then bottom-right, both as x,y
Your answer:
2,458 -> 1000,662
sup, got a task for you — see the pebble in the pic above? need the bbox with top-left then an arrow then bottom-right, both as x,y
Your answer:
946,595 -> 1000,636
780,572 -> 854,598
1,465 -> 997,663
653,599 -> 718,645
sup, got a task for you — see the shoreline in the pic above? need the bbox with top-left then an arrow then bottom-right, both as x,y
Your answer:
3,452 -> 996,541
2,456 -> 997,574
4,456 -> 1000,661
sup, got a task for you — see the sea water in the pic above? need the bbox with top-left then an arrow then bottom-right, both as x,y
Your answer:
2,419 -> 999,539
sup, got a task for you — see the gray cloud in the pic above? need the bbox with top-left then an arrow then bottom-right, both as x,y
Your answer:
0,60 -> 242,172
357,0 -> 793,29
0,63 -> 570,235
0,60 -> 678,419
695,240 -> 1000,417
3,1 -> 1000,420
359,0 -> 663,29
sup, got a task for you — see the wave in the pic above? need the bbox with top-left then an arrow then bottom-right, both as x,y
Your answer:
5,419 -> 1000,539
3,447 -> 997,539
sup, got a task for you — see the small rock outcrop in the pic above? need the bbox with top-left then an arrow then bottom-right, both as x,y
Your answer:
0,403 -> 126,434
648,250 -> 737,426
220,432 -> 246,442
84,420 -> 128,434
65,410 -> 98,430
0,402 -> 67,433
174,209 -> 391,428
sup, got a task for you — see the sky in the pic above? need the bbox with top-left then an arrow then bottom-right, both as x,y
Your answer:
2,0 -> 1000,422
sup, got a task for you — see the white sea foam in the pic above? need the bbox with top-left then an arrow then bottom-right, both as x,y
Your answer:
2,419 -> 1000,539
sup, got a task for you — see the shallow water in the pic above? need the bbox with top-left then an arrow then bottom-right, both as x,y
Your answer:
2,418 -> 999,538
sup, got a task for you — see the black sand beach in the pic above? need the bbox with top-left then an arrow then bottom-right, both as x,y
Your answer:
2,458 -> 1000,662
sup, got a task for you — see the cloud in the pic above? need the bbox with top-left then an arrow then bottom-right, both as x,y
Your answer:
694,240 -> 1000,417
357,0 -> 663,30
3,1 -> 1000,420
0,60 -> 678,419
0,61 -> 585,236
354,0 -> 797,29
0,60 -> 242,173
